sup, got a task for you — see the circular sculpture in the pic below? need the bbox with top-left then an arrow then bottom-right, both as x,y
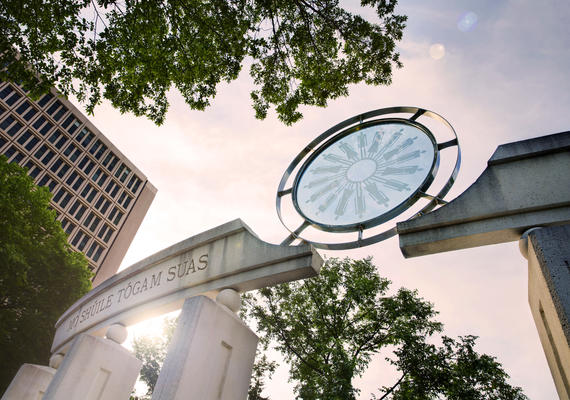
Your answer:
277,107 -> 460,250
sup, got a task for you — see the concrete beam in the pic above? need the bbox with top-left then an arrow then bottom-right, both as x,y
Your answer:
398,131 -> 570,257
52,219 -> 322,354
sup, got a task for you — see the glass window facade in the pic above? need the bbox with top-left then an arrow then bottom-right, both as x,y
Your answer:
0,82 -> 154,283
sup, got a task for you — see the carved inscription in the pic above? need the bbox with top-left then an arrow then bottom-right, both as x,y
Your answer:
66,253 -> 208,332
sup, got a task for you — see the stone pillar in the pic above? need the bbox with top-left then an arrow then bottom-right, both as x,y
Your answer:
1,364 -> 56,400
1,348 -> 67,399
43,324 -> 141,400
520,225 -> 570,400
152,290 -> 259,400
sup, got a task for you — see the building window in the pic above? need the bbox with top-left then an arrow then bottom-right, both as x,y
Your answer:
86,242 -> 104,262
114,163 -> 131,183
7,120 -> 23,137
72,175 -> 84,191
63,143 -> 80,162
102,152 -> 118,172
77,234 -> 89,251
17,129 -> 40,151
117,190 -> 133,209
50,157 -> 68,176
56,161 -> 70,178
77,155 -> 89,170
95,195 -> 111,215
53,187 -> 67,204
104,180 -> 120,198
127,175 -> 142,193
24,161 -> 41,179
76,128 -> 94,148
0,85 -> 15,100
5,91 -> 21,106
34,144 -> 55,165
80,183 -> 97,203
71,229 -> 89,251
60,218 -> 76,236
34,144 -> 48,159
61,192 -> 73,208
1,115 -> 23,137
48,129 -> 69,149
39,148 -> 55,166
37,93 -> 54,108
80,183 -> 92,198
16,129 -> 31,145
46,100 -> 68,122
4,145 -> 23,163
89,139 -> 107,159
69,200 -> 87,221
0,115 -> 15,131
95,144 -> 107,160
66,171 -> 85,191
84,212 -> 101,233
98,224 -> 114,243
62,114 -> 74,129
62,114 -> 82,134
12,152 -> 24,164
32,116 -> 54,136
15,101 -> 30,115
92,168 -> 108,187
78,155 -> 95,174
15,101 -> 38,121
83,211 -> 94,227
38,174 -> 57,192
65,171 -> 78,186
108,207 -> 123,225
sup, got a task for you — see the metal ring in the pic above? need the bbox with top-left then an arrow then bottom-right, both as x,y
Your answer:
276,106 -> 461,249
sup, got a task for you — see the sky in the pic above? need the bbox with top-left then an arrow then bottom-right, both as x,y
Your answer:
73,1 -> 570,398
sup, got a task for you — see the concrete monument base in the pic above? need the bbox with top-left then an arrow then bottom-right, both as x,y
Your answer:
1,364 -> 56,400
152,294 -> 259,400
43,333 -> 141,400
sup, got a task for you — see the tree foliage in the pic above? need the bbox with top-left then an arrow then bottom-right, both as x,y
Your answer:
0,156 -> 92,393
247,258 -> 527,400
0,0 -> 406,125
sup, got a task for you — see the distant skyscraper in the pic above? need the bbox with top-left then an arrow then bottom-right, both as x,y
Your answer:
0,81 -> 157,286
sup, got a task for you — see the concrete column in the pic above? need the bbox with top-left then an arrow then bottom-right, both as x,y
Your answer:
1,364 -> 56,400
520,225 -> 570,400
1,348 -> 67,399
152,291 -> 259,400
43,324 -> 141,400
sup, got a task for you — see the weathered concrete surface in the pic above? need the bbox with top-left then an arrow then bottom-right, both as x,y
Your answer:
152,296 -> 258,400
43,334 -> 141,400
1,364 -> 55,400
526,225 -> 570,399
398,131 -> 570,257
52,219 -> 322,354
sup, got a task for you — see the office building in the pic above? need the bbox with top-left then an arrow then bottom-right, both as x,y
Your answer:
0,81 -> 157,286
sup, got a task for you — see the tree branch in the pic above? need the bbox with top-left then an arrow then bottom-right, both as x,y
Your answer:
376,372 -> 406,400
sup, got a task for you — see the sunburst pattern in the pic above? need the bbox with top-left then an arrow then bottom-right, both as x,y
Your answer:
295,122 -> 435,227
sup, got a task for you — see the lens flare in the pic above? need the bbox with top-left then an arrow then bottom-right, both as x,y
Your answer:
458,11 -> 478,32
429,43 -> 445,60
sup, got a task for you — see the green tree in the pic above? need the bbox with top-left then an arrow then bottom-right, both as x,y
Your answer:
0,0 -> 406,125
0,156 -> 92,393
248,258 -> 527,400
